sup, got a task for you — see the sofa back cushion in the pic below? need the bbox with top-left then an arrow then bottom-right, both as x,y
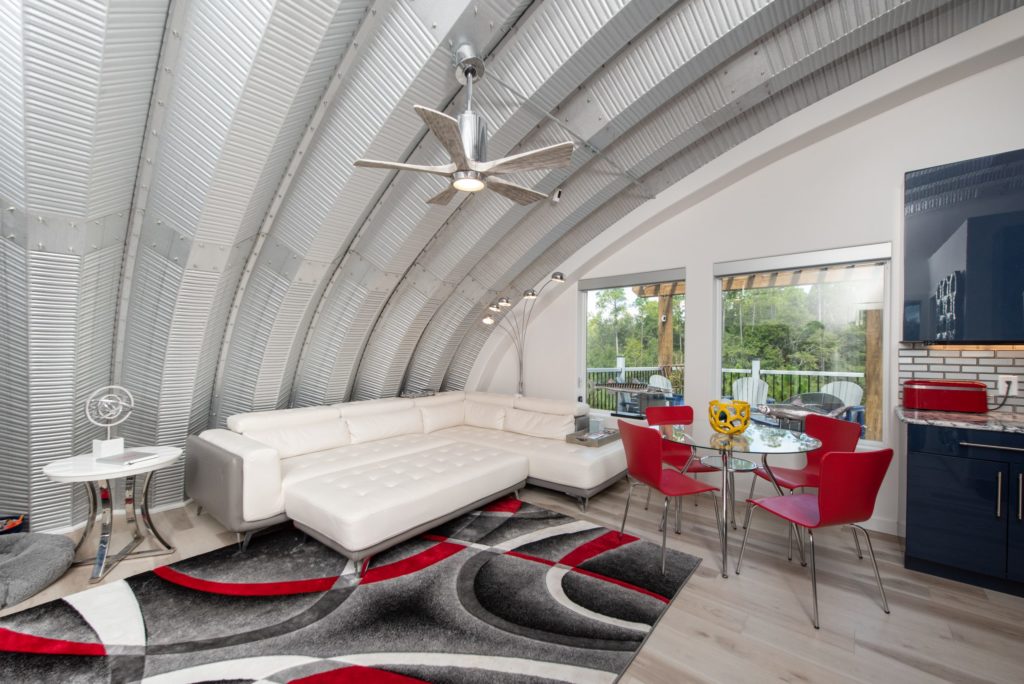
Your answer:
227,406 -> 350,459
413,391 -> 465,408
513,395 -> 587,417
346,408 -> 423,444
504,407 -> 575,440
465,391 -> 516,407
464,401 -> 505,430
336,397 -> 411,418
420,402 -> 465,433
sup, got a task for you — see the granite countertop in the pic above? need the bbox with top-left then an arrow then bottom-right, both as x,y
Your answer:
896,406 -> 1024,433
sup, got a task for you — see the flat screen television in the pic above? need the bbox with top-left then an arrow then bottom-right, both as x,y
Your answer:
903,147 -> 1024,343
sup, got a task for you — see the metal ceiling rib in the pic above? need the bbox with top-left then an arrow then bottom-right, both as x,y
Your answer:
360,0 -> 819,399
0,0 -> 167,530
294,0 -> 677,405
116,0 -> 369,508
439,0 -> 1024,391
216,0 -> 532,420
421,0 -> 1007,393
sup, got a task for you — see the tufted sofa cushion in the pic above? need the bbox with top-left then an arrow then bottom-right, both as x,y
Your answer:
281,434 -> 456,489
434,425 -> 624,490
283,443 -> 528,553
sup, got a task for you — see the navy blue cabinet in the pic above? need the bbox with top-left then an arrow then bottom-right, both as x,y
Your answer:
906,451 -> 1007,576
1009,463 -> 1024,583
906,424 -> 1024,592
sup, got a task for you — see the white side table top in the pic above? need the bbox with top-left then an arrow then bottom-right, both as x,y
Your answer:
43,446 -> 182,483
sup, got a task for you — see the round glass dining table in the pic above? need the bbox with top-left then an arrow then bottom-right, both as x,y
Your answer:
660,423 -> 821,578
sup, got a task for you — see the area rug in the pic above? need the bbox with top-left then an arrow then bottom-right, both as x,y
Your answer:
0,497 -> 701,683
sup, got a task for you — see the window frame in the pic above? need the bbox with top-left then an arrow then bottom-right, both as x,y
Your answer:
713,244 -> 892,445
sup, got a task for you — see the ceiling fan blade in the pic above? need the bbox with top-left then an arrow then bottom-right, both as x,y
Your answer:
413,105 -> 468,168
353,158 -> 455,177
477,141 -> 574,175
426,184 -> 459,205
486,177 -> 548,205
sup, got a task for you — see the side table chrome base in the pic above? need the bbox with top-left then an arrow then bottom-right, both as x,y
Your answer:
73,471 -> 175,583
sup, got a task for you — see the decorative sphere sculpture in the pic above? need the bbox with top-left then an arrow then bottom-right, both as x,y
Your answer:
708,399 -> 750,435
85,386 -> 134,430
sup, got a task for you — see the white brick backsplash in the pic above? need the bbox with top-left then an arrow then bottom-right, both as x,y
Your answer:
898,345 -> 1024,395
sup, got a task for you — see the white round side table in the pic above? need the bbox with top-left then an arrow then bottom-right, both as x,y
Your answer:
43,446 -> 182,583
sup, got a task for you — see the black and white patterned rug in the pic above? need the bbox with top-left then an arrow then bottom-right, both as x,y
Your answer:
0,497 -> 701,683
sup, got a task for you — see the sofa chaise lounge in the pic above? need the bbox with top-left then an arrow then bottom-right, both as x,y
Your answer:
185,391 -> 625,570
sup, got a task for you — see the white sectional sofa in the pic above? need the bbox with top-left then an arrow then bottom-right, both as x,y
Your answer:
185,391 -> 625,569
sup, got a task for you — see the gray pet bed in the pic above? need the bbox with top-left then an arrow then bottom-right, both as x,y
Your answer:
0,533 -> 75,609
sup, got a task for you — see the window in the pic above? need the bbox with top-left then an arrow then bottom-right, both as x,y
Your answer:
580,270 -> 686,416
718,260 -> 886,441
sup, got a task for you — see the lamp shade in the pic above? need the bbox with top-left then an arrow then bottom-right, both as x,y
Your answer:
523,289 -> 537,299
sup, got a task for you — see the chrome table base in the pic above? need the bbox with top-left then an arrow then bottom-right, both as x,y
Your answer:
73,471 -> 175,583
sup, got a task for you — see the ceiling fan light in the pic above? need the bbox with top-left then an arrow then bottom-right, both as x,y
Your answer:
452,171 -> 485,192
497,297 -> 511,307
482,315 -> 495,325
551,272 -> 565,283
523,289 -> 537,299
487,303 -> 500,312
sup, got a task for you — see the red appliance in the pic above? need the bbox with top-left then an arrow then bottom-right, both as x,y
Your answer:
902,379 -> 988,413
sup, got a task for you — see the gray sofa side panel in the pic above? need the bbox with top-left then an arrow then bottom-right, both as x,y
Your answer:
185,435 -> 288,533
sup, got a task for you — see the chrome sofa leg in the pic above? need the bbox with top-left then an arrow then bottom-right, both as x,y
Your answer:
644,487 -> 651,510
577,496 -> 588,513
809,529 -> 819,629
237,530 -> 254,553
196,505 -> 204,517
855,524 -> 889,614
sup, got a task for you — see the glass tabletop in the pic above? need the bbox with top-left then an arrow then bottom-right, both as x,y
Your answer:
660,422 -> 821,454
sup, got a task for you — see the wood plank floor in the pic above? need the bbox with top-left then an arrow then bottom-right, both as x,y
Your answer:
4,481 -> 1024,683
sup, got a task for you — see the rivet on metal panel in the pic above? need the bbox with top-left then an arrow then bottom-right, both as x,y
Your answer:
37,216 -> 43,222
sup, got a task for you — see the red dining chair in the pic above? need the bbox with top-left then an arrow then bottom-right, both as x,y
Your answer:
742,414 -> 862,556
618,419 -> 721,574
645,406 -> 718,475
735,448 -> 893,629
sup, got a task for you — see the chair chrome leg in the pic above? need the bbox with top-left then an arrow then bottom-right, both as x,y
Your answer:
735,505 -> 755,574
728,470 -> 737,530
855,524 -> 890,614
742,473 -> 757,529
851,525 -> 863,559
661,496 -> 670,574
620,482 -> 635,535
675,496 -> 682,534
644,487 -> 651,510
787,525 -> 793,561
808,529 -> 819,629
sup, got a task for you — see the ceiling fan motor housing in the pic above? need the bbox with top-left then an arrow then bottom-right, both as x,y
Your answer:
458,110 -> 486,163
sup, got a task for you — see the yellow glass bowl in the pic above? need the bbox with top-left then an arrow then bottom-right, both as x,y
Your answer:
708,400 -> 750,435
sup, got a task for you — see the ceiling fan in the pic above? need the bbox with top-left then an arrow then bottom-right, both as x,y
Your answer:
354,45 -> 574,206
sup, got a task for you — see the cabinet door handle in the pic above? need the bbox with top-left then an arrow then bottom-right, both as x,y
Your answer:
959,441 -> 1024,453
996,472 -> 1002,518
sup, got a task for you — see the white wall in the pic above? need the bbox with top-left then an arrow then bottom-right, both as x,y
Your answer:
469,10 -> 1024,535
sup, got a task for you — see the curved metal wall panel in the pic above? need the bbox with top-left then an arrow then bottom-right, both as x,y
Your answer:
440,0 -> 1023,390
220,0 -> 531,418
373,0 -> 816,398
302,0 -> 676,403
0,0 -> 167,530
118,0 -> 368,508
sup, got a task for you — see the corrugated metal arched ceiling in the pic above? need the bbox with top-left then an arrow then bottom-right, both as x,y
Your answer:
1,0 -> 1022,524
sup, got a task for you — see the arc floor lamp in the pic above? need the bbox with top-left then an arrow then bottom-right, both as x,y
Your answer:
482,272 -> 565,394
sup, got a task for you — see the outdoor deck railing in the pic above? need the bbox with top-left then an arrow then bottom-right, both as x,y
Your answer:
721,368 -> 864,404
585,366 -> 865,412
